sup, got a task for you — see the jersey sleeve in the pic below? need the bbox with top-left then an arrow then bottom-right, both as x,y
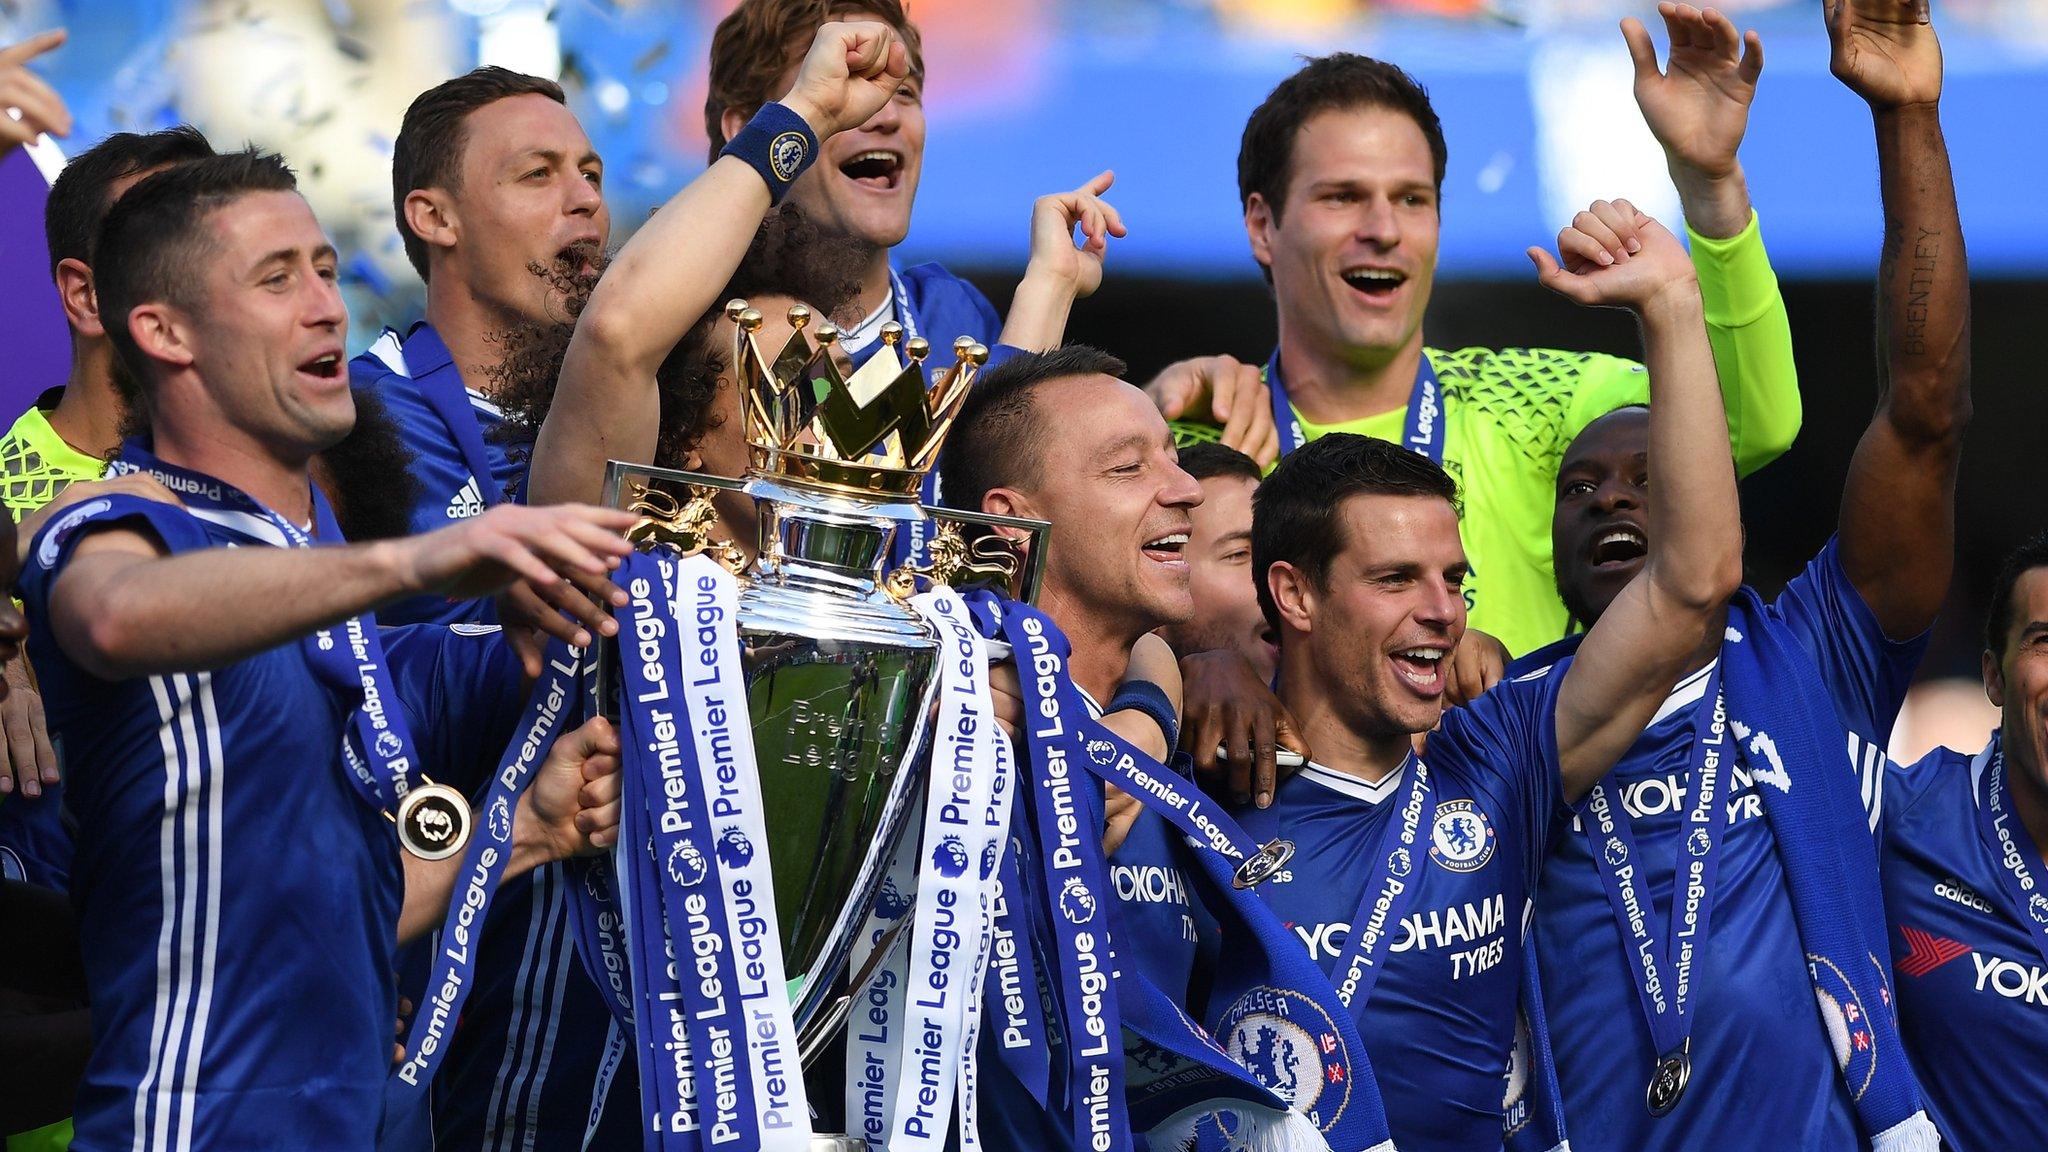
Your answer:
1689,211 -> 1802,477
1769,536 -> 1930,827
1432,665 -> 1567,884
380,623 -> 527,797
18,494 -> 213,617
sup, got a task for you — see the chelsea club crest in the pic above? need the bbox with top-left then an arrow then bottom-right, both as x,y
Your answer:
1429,799 -> 1496,873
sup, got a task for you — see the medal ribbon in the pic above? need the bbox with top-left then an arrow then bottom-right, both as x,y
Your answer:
106,444 -> 426,819
1265,349 -> 1444,463
1974,734 -> 2048,971
1326,754 -> 1434,1013
400,322 -> 505,513
1579,668 -> 1732,1068
392,639 -> 586,1091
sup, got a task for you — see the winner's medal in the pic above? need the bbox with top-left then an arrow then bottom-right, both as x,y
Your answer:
1232,837 -> 1296,889
396,780 -> 471,860
1645,1043 -> 1690,1117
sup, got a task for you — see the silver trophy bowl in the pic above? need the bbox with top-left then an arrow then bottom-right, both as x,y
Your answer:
599,460 -> 1043,1063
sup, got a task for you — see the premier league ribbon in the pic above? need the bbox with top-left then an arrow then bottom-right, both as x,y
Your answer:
612,550 -> 810,1152
105,444 -> 430,822
1578,666 -> 1731,1116
1001,606 -> 1134,1152
844,806 -> 920,1147
393,639 -> 587,1091
1975,733 -> 2048,969
1266,349 -> 1444,462
982,810 -> 1053,1105
864,591 -> 1013,1152
1328,754 -> 1433,1015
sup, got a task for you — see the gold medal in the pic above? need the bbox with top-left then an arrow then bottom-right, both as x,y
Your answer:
396,781 -> 471,861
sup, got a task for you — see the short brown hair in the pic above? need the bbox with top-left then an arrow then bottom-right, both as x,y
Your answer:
392,67 -> 566,281
1238,53 -> 1447,220
704,0 -> 925,162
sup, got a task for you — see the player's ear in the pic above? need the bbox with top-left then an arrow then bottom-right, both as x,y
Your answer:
719,106 -> 754,153
404,188 -> 459,259
1268,560 -> 1314,635
982,487 -> 1037,525
1984,647 -> 2006,709
55,258 -> 105,338
1245,192 -> 1277,271
128,302 -> 195,371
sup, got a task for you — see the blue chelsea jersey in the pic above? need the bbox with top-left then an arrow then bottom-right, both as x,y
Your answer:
1881,741 -> 2048,1152
1231,666 -> 1565,1152
16,494 -> 504,1152
1530,538 -> 1925,1152
351,322 -> 528,627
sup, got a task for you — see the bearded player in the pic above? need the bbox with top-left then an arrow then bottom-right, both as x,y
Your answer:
351,65 -> 609,625
1520,5 -> 1966,1149
1233,190 -> 1743,1152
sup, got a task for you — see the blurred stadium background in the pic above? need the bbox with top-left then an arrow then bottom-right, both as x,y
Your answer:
2,0 -> 2040,756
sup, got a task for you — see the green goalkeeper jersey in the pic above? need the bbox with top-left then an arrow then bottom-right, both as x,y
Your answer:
1175,212 -> 1799,657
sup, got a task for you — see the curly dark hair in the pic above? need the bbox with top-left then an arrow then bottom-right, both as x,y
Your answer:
487,204 -> 868,470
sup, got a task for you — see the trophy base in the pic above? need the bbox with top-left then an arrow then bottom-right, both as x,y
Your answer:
810,1135 -> 867,1152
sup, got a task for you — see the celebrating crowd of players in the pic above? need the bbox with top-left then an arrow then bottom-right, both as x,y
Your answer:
0,1 -> 2032,1150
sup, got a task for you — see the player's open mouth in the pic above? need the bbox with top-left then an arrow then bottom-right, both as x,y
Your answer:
298,351 -> 343,381
1590,525 -> 1648,569
840,149 -> 904,191
1341,266 -> 1407,301
1141,532 -> 1189,568
1390,647 -> 1446,694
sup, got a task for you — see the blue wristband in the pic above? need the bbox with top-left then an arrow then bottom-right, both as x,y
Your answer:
719,102 -> 819,205
1107,679 -> 1180,752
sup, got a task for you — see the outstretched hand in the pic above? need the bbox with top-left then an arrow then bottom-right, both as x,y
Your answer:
1826,0 -> 1941,110
780,20 -> 911,139
1527,199 -> 1698,315
1626,4 -> 1763,183
0,29 -> 71,154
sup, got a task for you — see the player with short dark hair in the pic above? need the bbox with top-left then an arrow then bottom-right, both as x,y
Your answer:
2,124 -> 215,524
1235,192 -> 1745,1151
351,64 -> 609,625
1527,7 -> 1966,1149
22,148 -> 636,1152
1156,8 -> 1802,666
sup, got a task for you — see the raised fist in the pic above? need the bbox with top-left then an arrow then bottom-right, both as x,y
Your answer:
779,21 -> 911,140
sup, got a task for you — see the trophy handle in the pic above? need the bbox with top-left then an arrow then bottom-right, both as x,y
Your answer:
882,508 -> 1050,605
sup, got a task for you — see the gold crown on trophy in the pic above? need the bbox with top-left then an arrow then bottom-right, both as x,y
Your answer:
727,299 -> 989,499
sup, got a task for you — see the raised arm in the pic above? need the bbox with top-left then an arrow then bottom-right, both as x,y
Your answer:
1629,2 -> 1802,474
997,169 -> 1125,352
47,502 -> 632,681
1828,0 -> 1967,640
525,21 -> 910,507
1528,204 -> 1744,801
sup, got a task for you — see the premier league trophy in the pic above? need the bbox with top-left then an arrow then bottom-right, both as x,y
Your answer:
598,302 -> 1043,1152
